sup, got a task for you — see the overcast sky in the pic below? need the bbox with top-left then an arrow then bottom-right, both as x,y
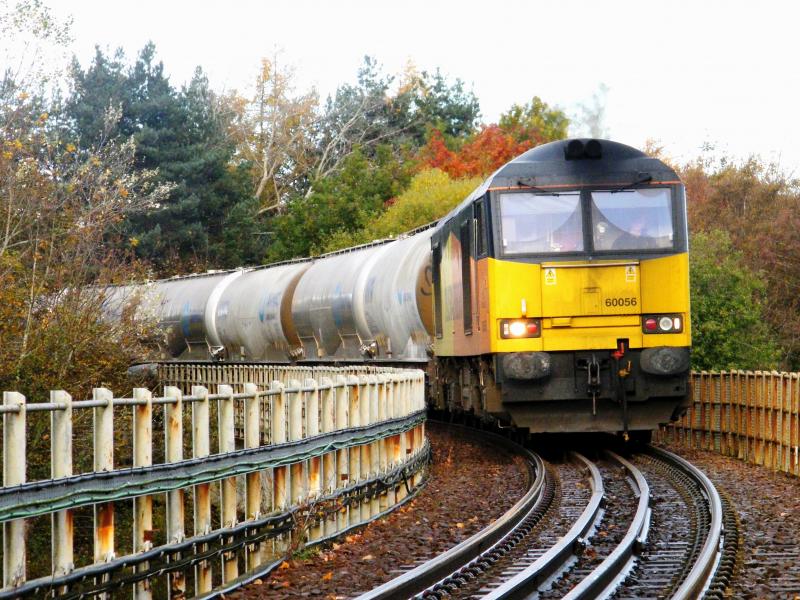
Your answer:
48,0 -> 800,174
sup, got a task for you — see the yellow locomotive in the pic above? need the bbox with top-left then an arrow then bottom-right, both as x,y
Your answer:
429,138 -> 691,437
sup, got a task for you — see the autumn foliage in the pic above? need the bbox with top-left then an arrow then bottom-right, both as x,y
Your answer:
681,157 -> 800,366
417,126 -> 534,178
417,96 -> 569,178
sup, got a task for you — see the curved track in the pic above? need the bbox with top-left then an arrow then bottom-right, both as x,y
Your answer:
356,437 -> 730,600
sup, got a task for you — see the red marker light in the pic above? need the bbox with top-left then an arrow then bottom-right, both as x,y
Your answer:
526,322 -> 539,334
644,318 -> 658,332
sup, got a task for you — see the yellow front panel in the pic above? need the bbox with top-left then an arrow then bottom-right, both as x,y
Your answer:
481,255 -> 691,354
541,263 -> 641,317
542,325 -> 644,351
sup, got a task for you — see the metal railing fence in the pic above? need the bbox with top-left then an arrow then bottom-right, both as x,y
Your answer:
0,364 -> 428,598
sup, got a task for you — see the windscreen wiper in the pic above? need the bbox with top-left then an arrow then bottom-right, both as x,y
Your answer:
608,173 -> 653,193
517,178 -> 562,195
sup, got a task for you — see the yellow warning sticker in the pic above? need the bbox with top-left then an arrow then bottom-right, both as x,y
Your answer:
545,268 -> 557,285
625,265 -> 637,283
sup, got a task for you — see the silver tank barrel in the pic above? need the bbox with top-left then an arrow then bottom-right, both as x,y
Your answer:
122,272 -> 238,358
214,262 -> 311,361
291,231 -> 433,361
361,230 -> 433,360
292,248 -> 376,358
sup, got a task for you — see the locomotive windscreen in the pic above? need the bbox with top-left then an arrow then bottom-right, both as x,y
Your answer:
499,192 -> 583,254
591,188 -> 674,251
498,188 -> 676,255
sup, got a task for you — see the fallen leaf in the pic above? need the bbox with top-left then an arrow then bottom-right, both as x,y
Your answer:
455,522 -> 464,529
362,554 -> 374,561
322,571 -> 333,581
279,561 -> 291,570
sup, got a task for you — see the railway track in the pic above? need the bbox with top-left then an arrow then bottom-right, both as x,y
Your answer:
356,432 -> 733,600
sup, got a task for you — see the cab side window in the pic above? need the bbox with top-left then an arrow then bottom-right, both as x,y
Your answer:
460,220 -> 472,334
474,199 -> 488,257
432,243 -> 443,338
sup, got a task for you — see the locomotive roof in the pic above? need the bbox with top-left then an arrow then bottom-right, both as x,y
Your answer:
435,138 -> 681,231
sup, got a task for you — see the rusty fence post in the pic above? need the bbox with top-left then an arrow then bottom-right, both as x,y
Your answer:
384,376 -> 397,508
335,376 -> 350,531
377,375 -> 389,512
133,388 -> 153,600
416,372 -> 425,486
218,384 -> 238,582
358,376 -> 372,521
367,375 -> 380,517
271,381 -> 289,556
51,390 -> 73,585
320,377 -> 337,536
287,379 -> 306,546
304,379 -> 323,541
92,388 -> 114,599
191,385 -> 213,593
243,382 -> 262,571
347,375 -> 361,526
163,386 -> 185,598
3,391 -> 26,589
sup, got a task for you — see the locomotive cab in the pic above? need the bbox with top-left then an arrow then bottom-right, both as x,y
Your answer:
430,138 -> 692,435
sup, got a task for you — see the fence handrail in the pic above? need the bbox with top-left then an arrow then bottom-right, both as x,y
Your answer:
0,410 -> 425,521
1,443 -> 431,600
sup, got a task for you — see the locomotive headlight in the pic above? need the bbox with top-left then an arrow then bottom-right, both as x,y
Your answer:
642,315 -> 684,334
509,321 -> 527,337
500,319 -> 541,339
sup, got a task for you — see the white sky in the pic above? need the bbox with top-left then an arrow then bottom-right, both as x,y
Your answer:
48,0 -> 800,174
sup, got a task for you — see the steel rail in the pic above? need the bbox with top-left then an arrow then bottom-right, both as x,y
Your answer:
561,450 -> 651,599
481,452 -> 604,600
651,446 -> 724,600
0,410 -> 426,521
354,424 -> 546,600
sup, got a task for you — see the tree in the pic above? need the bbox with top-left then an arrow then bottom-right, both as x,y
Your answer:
230,55 -> 318,213
311,57 -> 480,187
569,83 -> 610,139
389,62 -> 480,145
498,96 -> 570,145
66,44 -> 251,271
323,168 -> 483,252
418,97 -> 568,179
265,145 -> 410,260
689,230 -> 779,370
682,155 -> 800,367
